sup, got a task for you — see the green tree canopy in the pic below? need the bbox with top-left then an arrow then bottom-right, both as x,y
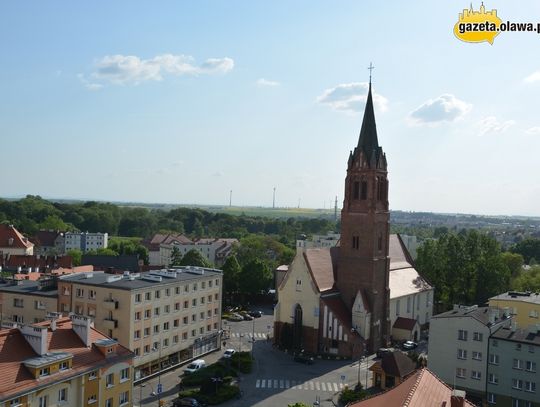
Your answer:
179,249 -> 213,268
511,238 -> 540,265
238,259 -> 272,295
67,249 -> 82,267
170,246 -> 183,266
222,255 -> 241,294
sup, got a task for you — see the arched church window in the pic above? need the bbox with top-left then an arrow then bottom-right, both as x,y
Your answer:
360,181 -> 367,200
353,181 -> 360,199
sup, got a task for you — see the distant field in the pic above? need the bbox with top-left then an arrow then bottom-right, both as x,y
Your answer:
209,206 -> 336,219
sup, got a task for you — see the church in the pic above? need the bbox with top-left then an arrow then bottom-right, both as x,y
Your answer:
273,79 -> 394,358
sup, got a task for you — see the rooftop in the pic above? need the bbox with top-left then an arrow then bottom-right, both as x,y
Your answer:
0,224 -> 33,250
371,350 -> 416,378
432,305 -> 511,328
491,326 -> 540,346
59,267 -> 222,290
0,279 -> 58,297
490,291 -> 540,305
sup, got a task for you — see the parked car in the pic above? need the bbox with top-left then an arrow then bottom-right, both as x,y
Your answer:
402,341 -> 418,350
227,313 -> 244,322
184,359 -> 206,374
249,310 -> 263,318
293,352 -> 314,365
240,312 -> 254,321
174,397 -> 206,407
222,349 -> 236,359
376,348 -> 392,358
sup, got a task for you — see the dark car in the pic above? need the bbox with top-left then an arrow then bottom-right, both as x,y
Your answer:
249,310 -> 263,318
376,348 -> 392,358
294,352 -> 314,364
241,312 -> 254,321
174,397 -> 206,407
402,341 -> 418,350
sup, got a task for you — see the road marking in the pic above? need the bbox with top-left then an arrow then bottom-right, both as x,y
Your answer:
333,383 -> 339,392
285,380 -> 290,389
327,382 -> 333,391
261,379 -> 266,389
321,382 -> 326,391
274,379 -> 278,388
339,383 -> 344,389
256,380 -> 260,388
303,382 -> 309,390
279,379 -> 284,389
315,382 -> 320,391
291,380 -> 297,389
309,381 -> 314,390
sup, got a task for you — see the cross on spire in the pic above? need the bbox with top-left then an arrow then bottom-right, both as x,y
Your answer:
368,62 -> 375,84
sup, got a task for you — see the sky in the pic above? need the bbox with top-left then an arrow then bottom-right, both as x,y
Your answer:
1,1 -> 540,216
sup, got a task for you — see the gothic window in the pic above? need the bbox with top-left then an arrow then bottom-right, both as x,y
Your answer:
352,236 -> 359,250
376,178 -> 381,200
360,181 -> 367,200
378,234 -> 382,251
353,181 -> 360,199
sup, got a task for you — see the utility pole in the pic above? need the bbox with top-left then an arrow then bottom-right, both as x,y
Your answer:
272,187 -> 276,209
229,190 -> 232,207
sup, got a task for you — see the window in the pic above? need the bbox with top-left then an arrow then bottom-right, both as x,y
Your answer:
12,314 -> 23,323
38,396 -> 48,407
76,288 -> 84,298
163,322 -> 170,331
87,395 -> 97,404
200,312 -> 205,319
58,388 -> 67,402
514,359 -> 524,370
487,393 -> 496,404
135,311 -> 141,321
199,327 -> 204,334
488,373 -> 498,384
214,308 -> 218,315
88,371 -> 97,380
473,332 -> 483,341
183,316 -> 188,325
214,293 -> 218,300
39,367 -> 50,377
528,345 -> 535,353
144,327 -> 150,337
192,298 -> 197,307
134,347 -> 140,357
106,373 -> 114,387
165,288 -> 171,296
192,314 -> 196,322
163,338 -> 169,347
360,181 -> 367,200
164,304 -> 170,314
471,370 -> 481,380
13,298 -> 24,308
457,349 -> 467,359
175,302 -> 181,311
472,351 -> 482,361
396,299 -> 400,316
155,290 -> 161,299
105,398 -> 113,407
215,278 -> 220,286
458,330 -> 468,341
352,235 -> 359,250
134,330 -> 141,339
208,295 -> 212,303
154,307 -> 160,316
135,293 -> 142,303
144,345 -> 150,354
184,285 -> 189,293
525,381 -> 536,393
407,297 -> 411,313
89,290 -> 96,300
492,339 -> 498,347
184,300 -> 189,308
201,296 -> 205,304
353,181 -> 360,199
59,361 -> 68,370
193,283 -> 198,291
191,329 -> 196,337
529,309 -> 539,318
174,319 -> 179,327
173,335 -> 179,344
209,280 -> 213,288
526,361 -> 537,372
182,332 -> 188,340
489,354 -> 500,365
119,391 -> 129,405
120,367 -> 129,382
34,300 -> 46,310
153,325 -> 159,334
207,310 -> 212,318
456,367 -> 466,378
516,343 -> 522,351
88,307 -> 96,317
9,398 -> 21,407
201,281 -> 206,289
512,378 -> 523,390
144,309 -> 151,319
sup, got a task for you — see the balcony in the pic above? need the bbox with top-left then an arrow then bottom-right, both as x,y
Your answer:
103,299 -> 119,310
103,318 -> 118,329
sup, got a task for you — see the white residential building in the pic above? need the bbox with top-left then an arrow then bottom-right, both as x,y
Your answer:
64,232 -> 108,253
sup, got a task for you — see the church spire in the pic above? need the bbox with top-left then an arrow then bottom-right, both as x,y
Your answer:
357,81 -> 380,163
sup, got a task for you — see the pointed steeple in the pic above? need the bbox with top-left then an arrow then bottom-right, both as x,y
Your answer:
357,82 -> 380,163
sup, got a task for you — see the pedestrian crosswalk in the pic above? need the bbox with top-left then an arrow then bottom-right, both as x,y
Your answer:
229,332 -> 268,339
255,379 -> 343,392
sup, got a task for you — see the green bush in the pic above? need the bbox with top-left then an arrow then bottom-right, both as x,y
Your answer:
230,351 -> 253,374
196,384 -> 240,405
178,388 -> 199,398
181,362 -> 238,386
339,385 -> 368,404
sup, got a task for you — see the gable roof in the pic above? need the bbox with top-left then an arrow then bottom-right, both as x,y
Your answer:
349,368 -> 476,407
389,234 -> 414,271
0,224 -> 33,250
32,230 -> 62,247
321,294 -> 353,333
303,247 -> 338,292
372,350 -> 416,378
393,317 -> 420,331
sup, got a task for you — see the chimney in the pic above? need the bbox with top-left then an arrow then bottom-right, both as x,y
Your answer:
8,238 -> 14,246
71,314 -> 93,347
450,389 -> 466,407
46,312 -> 62,331
20,325 -> 49,355
511,321 -> 517,332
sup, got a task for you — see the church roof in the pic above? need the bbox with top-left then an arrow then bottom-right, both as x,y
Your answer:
357,83 -> 381,165
370,350 -> 416,378
393,317 -> 420,331
321,294 -> 353,333
303,247 -> 338,292
389,234 -> 414,271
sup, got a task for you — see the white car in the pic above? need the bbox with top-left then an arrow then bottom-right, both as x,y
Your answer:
222,349 -> 236,359
184,359 -> 206,374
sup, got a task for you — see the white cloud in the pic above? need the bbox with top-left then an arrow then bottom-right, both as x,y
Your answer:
524,71 -> 540,83
525,126 -> 540,135
77,73 -> 103,91
409,94 -> 471,125
477,116 -> 515,137
89,54 -> 234,86
316,82 -> 388,114
256,78 -> 280,87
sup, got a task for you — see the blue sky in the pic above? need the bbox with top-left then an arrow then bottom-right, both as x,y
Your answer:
1,1 -> 540,216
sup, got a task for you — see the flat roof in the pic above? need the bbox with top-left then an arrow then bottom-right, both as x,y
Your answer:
432,305 -> 511,327
23,352 -> 72,368
492,327 -> 540,345
0,280 -> 58,297
59,268 -> 222,291
490,291 -> 540,305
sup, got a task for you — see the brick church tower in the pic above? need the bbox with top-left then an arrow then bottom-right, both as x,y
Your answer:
336,80 -> 390,351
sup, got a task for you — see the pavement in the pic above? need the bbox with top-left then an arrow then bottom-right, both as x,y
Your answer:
134,308 -> 380,407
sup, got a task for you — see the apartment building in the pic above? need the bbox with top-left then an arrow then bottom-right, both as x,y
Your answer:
0,224 -> 34,256
428,305 -> 512,401
0,314 -> 134,407
0,279 -> 58,324
487,325 -> 540,407
64,232 -> 108,253
57,267 -> 223,380
489,291 -> 540,329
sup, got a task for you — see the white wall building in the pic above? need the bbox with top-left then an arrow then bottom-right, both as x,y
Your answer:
64,232 -> 108,253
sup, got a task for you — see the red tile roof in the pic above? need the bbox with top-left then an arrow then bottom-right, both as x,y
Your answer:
31,230 -> 62,247
0,224 -> 33,250
349,368 -> 476,407
303,247 -> 338,292
0,318 -> 133,401
1,254 -> 72,270
371,351 -> 416,378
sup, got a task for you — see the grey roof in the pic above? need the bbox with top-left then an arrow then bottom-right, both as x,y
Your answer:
490,291 -> 540,305
0,280 -> 58,297
357,83 -> 382,165
23,352 -> 72,368
491,327 -> 540,346
432,305 -> 511,327
59,268 -> 222,291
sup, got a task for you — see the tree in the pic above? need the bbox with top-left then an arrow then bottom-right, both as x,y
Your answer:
222,255 -> 241,299
511,238 -> 540,265
512,265 -> 540,291
67,249 -> 82,267
238,259 -> 272,295
501,252 -> 524,278
170,246 -> 183,266
86,248 -> 119,256
179,249 -> 212,268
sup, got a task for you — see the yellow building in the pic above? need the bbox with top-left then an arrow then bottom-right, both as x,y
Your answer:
0,279 -> 58,324
488,291 -> 540,328
0,314 -> 134,407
